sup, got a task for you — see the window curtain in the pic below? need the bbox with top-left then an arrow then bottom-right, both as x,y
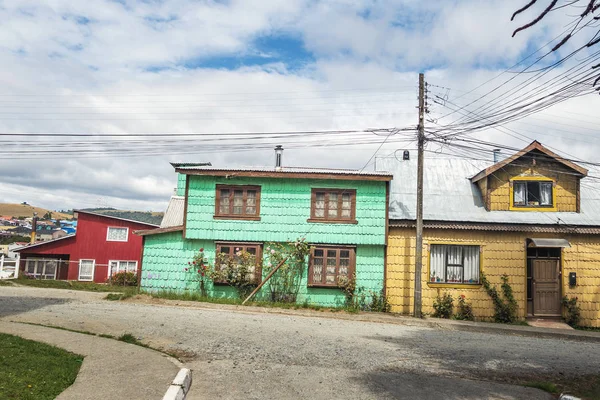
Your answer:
540,182 -> 552,205
463,246 -> 480,283
514,182 -> 526,205
430,245 -> 446,282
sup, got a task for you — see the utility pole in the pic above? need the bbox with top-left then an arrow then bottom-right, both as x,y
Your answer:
30,212 -> 38,244
414,73 -> 425,318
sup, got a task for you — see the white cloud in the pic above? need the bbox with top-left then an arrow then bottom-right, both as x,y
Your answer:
0,0 -> 599,212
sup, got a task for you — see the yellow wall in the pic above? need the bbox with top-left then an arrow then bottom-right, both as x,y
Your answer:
484,160 -> 578,212
387,227 -> 600,327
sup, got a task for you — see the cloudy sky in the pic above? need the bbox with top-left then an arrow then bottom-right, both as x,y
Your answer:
1,0 -> 599,212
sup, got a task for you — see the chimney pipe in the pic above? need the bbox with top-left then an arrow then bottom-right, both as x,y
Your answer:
275,145 -> 283,169
493,149 -> 501,163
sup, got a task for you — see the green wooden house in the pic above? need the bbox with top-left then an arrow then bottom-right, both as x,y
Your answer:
137,150 -> 392,307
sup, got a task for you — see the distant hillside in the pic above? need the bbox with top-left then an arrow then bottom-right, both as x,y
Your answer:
80,208 -> 163,225
0,203 -> 72,220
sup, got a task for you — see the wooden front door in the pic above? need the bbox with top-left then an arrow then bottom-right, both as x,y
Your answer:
533,259 -> 561,316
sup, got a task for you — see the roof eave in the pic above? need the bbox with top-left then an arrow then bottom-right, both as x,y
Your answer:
135,225 -> 184,236
470,141 -> 588,183
174,168 -> 393,182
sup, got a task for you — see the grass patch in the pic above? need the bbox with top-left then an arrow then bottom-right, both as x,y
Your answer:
575,326 -> 600,333
143,290 -> 338,312
104,289 -> 136,301
524,381 -> 559,394
0,332 -> 83,400
15,278 -> 134,293
0,280 -> 15,286
117,333 -> 147,348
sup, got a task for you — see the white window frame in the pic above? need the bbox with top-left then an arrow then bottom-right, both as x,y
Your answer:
106,226 -> 129,242
78,259 -> 95,281
107,260 -> 138,279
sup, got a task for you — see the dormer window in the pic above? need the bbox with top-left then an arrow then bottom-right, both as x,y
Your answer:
512,180 -> 554,208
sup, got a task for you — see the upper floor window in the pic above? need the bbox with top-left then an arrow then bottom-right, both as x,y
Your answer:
309,189 -> 356,223
106,227 -> 128,242
215,185 -> 261,220
430,244 -> 480,285
513,181 -> 553,208
308,246 -> 355,287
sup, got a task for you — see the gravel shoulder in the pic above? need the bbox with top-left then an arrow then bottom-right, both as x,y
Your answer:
2,286 -> 598,399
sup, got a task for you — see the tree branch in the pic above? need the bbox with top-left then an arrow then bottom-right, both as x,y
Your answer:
513,0 -> 559,37
511,0 -> 539,21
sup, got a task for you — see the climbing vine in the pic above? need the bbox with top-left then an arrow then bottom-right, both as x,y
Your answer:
264,239 -> 311,303
481,273 -> 518,323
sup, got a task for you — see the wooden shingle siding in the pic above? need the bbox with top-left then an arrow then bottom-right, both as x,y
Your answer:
184,176 -> 387,245
176,173 -> 187,196
486,161 -> 579,212
140,231 -> 385,307
387,227 -> 600,327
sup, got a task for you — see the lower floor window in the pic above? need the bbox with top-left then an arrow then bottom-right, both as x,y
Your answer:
214,243 -> 262,284
430,245 -> 480,284
78,259 -> 95,281
109,260 -> 138,277
308,246 -> 355,286
25,258 -> 60,280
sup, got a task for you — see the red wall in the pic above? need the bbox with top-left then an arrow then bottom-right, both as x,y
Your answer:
19,212 -> 156,283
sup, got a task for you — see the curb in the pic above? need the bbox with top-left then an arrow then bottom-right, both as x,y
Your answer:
163,368 -> 192,400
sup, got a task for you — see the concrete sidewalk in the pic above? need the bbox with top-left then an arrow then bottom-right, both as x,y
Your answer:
0,321 -> 181,400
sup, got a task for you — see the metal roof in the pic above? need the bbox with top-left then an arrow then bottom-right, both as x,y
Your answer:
376,156 -> 600,227
160,196 -> 184,228
529,238 -> 571,248
175,165 -> 393,177
13,234 -> 76,252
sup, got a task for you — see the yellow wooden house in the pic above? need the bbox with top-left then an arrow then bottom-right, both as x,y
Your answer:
377,141 -> 600,327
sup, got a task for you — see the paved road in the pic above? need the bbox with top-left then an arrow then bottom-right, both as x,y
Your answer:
2,286 -> 598,399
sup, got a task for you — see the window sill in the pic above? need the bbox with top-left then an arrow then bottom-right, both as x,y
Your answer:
427,283 -> 482,289
213,215 -> 261,221
307,284 -> 342,289
306,219 -> 358,224
509,206 -> 557,212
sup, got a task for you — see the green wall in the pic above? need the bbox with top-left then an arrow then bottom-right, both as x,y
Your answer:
176,174 -> 186,196
140,231 -> 385,307
185,176 -> 387,245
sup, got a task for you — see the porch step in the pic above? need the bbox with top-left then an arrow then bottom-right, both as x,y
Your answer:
527,318 -> 574,330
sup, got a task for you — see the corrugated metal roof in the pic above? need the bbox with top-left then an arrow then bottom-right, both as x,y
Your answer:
175,165 -> 393,177
376,156 -> 600,227
160,196 -> 185,228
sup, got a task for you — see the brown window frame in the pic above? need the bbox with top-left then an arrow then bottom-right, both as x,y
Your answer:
214,242 -> 263,285
308,245 -> 356,287
214,185 -> 261,220
308,188 -> 357,224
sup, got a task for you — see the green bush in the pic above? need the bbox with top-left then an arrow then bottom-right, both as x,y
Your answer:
561,296 -> 581,327
108,271 -> 138,287
432,292 -> 454,318
454,295 -> 475,321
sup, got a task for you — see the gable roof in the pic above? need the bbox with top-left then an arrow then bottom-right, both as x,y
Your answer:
13,234 -> 76,252
174,165 -> 393,181
73,210 -> 159,228
375,156 -> 600,227
471,141 -> 588,183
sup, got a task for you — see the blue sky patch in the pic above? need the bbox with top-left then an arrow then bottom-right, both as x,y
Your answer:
180,34 -> 314,71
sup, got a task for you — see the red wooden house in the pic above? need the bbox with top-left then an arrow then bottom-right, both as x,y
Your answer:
15,210 -> 158,283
